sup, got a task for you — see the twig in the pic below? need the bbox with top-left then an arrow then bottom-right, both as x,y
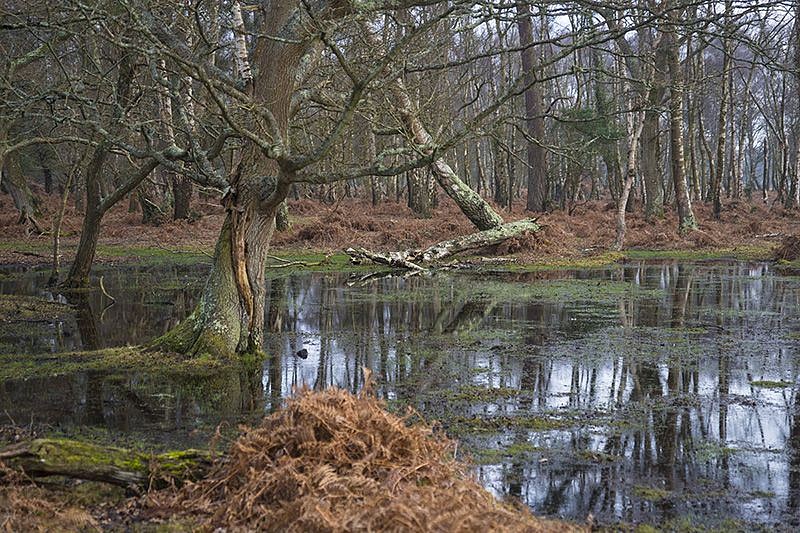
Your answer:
266,254 -> 330,268
99,276 -> 116,303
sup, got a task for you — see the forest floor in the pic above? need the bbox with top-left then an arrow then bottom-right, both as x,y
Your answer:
0,190 -> 797,267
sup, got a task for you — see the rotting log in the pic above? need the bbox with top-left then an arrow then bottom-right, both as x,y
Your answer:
346,218 -> 539,269
0,438 -> 211,490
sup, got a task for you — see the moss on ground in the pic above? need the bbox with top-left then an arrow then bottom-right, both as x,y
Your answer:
632,485 -> 672,502
0,294 -> 73,322
0,345 -> 229,381
449,415 -> 573,435
749,379 -> 794,389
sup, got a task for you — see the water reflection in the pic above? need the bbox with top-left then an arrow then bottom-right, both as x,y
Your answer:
1,261 -> 800,528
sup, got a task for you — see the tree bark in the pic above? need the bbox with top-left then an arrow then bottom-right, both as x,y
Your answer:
156,3 -> 310,358
641,108 -> 664,220
2,153 -> 42,233
347,218 -> 540,269
711,0 -> 732,219
172,174 -> 192,220
516,2 -> 548,212
664,17 -> 697,233
382,60 -> 503,230
0,438 -> 210,489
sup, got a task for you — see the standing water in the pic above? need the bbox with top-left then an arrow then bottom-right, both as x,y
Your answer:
1,260 -> 799,530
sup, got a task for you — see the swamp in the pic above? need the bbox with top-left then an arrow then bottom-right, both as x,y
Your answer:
3,255 -> 800,530
4,0 -> 800,530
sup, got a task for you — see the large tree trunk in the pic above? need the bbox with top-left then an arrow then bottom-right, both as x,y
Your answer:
153,210 -> 276,358
516,2 -> 548,212
156,4 -> 307,359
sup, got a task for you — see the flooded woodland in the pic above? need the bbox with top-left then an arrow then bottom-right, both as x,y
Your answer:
2,258 -> 799,530
6,0 -> 800,529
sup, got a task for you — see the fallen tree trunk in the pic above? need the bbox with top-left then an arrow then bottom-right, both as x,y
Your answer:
346,218 -> 539,269
0,438 -> 211,490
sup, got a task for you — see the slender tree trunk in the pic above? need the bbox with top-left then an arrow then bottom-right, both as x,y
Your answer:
792,2 -> 800,208
711,1 -> 732,219
492,131 -> 509,207
665,19 -> 697,233
3,152 -> 42,233
516,2 -> 548,212
614,110 -> 646,250
641,108 -> 664,220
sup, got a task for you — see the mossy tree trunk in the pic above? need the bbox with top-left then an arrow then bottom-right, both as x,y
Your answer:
154,3 -> 309,359
0,438 -> 210,489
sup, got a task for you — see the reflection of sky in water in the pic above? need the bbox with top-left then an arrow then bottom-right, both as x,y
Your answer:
259,262 -> 800,527
2,261 -> 800,527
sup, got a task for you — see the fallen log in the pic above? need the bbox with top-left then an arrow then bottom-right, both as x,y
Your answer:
346,218 -> 540,269
0,438 -> 211,490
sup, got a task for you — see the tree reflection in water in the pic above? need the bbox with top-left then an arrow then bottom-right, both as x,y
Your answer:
2,260 -> 800,527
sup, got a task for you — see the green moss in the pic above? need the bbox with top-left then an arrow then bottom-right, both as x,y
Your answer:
576,450 -> 618,463
624,245 -> 772,262
0,346 -> 229,381
35,438 -> 147,471
0,294 -> 72,322
632,485 -> 672,502
449,415 -> 572,435
504,251 -> 626,271
472,442 -> 540,464
447,385 -> 520,402
749,380 -> 794,389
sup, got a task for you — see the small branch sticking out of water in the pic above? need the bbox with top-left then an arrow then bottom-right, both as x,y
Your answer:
99,276 -> 116,303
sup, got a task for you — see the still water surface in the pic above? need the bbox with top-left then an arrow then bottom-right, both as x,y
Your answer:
1,260 -> 799,529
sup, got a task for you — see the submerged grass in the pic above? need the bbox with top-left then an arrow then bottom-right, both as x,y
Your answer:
0,346 -> 229,381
